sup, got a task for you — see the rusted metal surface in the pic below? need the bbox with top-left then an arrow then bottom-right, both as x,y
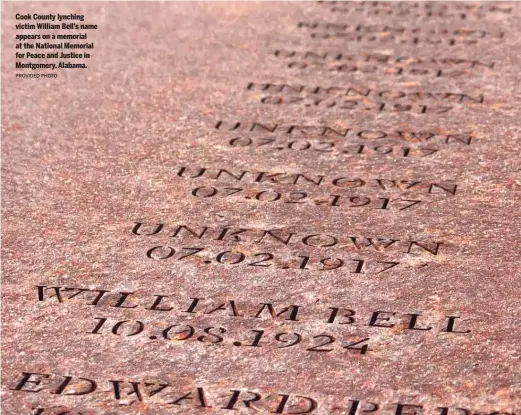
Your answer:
2,2 -> 521,414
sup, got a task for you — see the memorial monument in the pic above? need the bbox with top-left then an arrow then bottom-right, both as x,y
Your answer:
2,2 -> 520,414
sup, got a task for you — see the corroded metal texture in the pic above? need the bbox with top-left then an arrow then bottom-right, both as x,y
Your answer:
2,2 -> 521,415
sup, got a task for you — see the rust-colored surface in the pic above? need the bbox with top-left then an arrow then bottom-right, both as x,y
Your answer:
2,2 -> 521,414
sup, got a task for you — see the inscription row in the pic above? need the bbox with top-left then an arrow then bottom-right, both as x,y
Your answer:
13,372 -> 515,415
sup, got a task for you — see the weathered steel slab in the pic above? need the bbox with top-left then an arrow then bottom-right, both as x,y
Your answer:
2,2 -> 521,415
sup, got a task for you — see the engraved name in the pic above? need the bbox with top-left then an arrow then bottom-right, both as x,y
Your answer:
296,22 -> 506,44
272,49 -> 495,69
176,166 -> 458,194
215,121 -> 475,145
14,372 -> 514,415
246,82 -> 484,104
36,284 -> 471,337
132,222 -> 444,255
